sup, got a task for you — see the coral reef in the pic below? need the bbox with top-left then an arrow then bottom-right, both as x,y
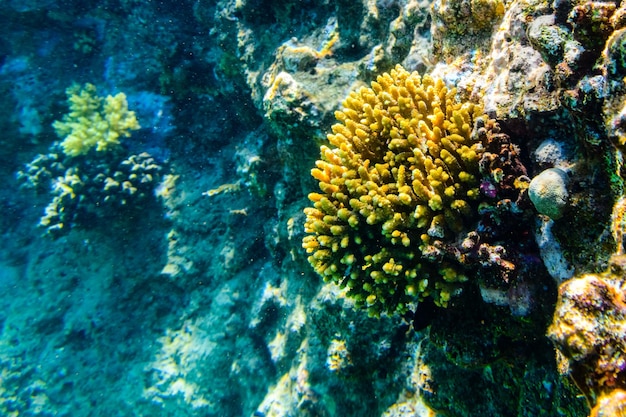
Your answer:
548,195 -> 626,415
303,64 -> 489,315
53,83 -> 140,157
6,0 -> 626,414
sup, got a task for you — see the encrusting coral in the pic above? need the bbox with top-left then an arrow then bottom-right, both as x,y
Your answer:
53,83 -> 140,157
302,65 -> 488,316
528,167 -> 569,220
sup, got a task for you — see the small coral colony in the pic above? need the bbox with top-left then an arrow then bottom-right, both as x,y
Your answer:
18,84 -> 162,235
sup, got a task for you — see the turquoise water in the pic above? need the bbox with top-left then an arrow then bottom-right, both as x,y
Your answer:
0,1 -> 613,416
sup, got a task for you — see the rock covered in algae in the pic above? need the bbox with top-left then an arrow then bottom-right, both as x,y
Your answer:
431,0 -> 505,57
548,254 -> 626,408
529,167 -> 569,219
302,64 -> 485,316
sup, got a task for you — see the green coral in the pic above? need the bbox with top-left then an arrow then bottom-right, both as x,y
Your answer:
53,83 -> 140,157
302,65 -> 485,316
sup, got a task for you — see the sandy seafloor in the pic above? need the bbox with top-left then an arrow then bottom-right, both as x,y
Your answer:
2,0 -> 625,416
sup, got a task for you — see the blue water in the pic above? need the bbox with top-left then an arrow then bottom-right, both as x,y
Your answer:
0,1 -> 594,417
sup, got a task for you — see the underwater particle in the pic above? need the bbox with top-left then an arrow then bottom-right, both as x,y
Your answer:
302,64 -> 486,316
528,167 -> 569,219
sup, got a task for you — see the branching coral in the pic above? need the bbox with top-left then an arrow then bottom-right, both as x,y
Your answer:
19,147 -> 162,235
302,65 -> 486,316
18,83 -> 164,236
53,83 -> 140,157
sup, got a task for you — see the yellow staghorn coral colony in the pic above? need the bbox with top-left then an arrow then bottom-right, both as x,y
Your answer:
302,65 -> 485,316
53,83 -> 140,157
